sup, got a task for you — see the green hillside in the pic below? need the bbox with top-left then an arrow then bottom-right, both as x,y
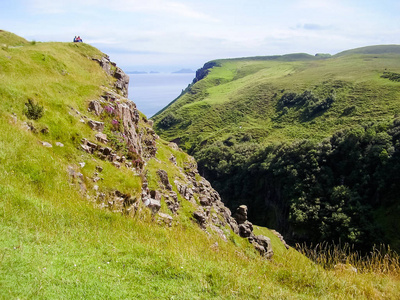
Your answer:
0,30 -> 29,47
1,31 -> 400,299
152,45 -> 400,252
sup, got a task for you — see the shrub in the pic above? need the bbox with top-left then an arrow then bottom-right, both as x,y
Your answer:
279,92 -> 300,107
159,113 -> 178,129
24,99 -> 44,120
381,72 -> 400,82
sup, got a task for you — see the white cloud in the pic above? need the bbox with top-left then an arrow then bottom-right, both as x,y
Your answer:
27,0 -> 217,21
7,0 -> 400,71
115,0 -> 218,21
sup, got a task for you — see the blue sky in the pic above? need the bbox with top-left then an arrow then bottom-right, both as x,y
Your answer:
1,0 -> 399,72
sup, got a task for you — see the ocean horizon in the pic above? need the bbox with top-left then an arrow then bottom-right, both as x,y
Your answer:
128,72 -> 195,118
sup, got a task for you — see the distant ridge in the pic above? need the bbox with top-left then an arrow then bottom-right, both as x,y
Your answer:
218,53 -> 318,62
127,71 -> 147,74
334,44 -> 400,56
173,68 -> 195,73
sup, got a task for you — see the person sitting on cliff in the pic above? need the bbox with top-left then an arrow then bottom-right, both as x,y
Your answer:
73,36 -> 83,43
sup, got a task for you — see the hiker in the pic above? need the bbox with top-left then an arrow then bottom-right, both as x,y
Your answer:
73,36 -> 83,43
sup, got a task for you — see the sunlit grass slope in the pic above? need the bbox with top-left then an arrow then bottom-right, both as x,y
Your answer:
0,30 -> 29,47
1,32 -> 399,299
152,46 -> 400,151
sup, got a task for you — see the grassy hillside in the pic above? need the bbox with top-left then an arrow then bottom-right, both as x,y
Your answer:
152,45 -> 400,252
0,30 -> 29,47
1,31 -> 400,299
153,47 -> 400,148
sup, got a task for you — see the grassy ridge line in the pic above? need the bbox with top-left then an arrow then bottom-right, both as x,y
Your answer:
1,31 -> 399,298
152,48 -> 400,152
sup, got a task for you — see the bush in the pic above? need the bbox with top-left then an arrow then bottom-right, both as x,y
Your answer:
24,99 -> 44,120
381,72 -> 400,82
279,92 -> 301,107
159,113 -> 178,129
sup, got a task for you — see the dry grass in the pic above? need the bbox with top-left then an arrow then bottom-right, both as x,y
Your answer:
296,242 -> 400,277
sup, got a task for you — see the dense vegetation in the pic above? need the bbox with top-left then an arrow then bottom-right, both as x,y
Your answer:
195,121 -> 400,251
152,45 -> 400,253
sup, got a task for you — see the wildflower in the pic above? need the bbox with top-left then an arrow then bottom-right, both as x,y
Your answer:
104,105 -> 114,114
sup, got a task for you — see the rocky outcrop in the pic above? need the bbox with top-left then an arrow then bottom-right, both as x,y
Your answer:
193,61 -> 219,84
114,67 -> 130,97
72,59 -> 274,259
171,160 -> 273,258
92,56 -> 129,97
85,89 -> 156,161
271,229 -> 290,250
233,205 -> 274,259
88,120 -> 104,132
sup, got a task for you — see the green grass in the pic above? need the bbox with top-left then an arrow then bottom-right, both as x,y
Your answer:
0,30 -> 29,47
1,32 -> 400,299
153,50 -> 400,150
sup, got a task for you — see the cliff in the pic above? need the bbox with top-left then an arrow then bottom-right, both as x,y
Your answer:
76,56 -> 275,258
2,31 -> 399,299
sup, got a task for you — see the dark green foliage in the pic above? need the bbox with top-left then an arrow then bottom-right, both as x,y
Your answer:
381,72 -> 400,82
279,90 -> 335,118
315,53 -> 332,58
196,120 -> 400,252
304,91 -> 335,117
158,113 -> 179,129
24,98 -> 44,120
279,92 -> 301,107
193,61 -> 219,84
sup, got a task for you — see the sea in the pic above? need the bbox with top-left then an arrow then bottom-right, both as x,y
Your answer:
127,73 -> 195,118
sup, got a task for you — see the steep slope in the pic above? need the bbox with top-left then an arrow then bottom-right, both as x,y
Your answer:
2,32 -> 400,299
152,45 -> 400,251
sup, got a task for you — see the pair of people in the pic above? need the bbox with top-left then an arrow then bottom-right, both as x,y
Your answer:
73,36 -> 83,43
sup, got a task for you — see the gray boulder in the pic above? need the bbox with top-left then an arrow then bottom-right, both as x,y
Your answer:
114,67 -> 129,97
252,235 -> 273,259
238,221 -> 253,238
193,210 -> 207,227
88,100 -> 103,116
88,120 -> 104,132
233,205 -> 248,224
157,169 -> 172,190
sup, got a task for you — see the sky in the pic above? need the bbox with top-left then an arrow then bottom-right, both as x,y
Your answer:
1,0 -> 399,72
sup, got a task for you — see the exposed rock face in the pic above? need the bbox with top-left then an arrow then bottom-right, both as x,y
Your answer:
88,120 -> 104,132
251,235 -> 273,258
114,67 -> 130,97
71,57 -> 275,259
92,56 -> 129,97
85,89 -> 156,161
174,158 -> 241,235
94,56 -> 113,76
233,205 -> 274,259
238,221 -> 253,238
88,100 -> 103,116
233,205 -> 248,224
193,61 -> 219,84
157,169 -> 172,190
